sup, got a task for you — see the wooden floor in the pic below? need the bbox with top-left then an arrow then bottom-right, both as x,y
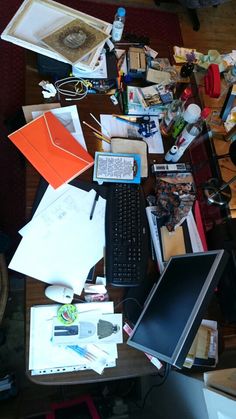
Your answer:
112,0 -> 236,53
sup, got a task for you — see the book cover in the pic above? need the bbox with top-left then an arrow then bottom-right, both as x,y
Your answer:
8,111 -> 94,189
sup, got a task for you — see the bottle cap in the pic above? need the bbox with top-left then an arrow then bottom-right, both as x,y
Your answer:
181,87 -> 192,101
171,146 -> 185,162
117,7 -> 126,16
201,107 -> 211,120
183,104 -> 201,123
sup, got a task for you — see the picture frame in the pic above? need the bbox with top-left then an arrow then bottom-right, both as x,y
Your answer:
1,0 -> 112,69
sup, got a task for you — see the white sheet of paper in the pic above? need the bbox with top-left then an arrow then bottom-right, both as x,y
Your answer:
29,302 -> 117,372
100,114 -> 164,154
9,187 -> 106,295
72,51 -> 108,78
52,312 -> 123,345
31,105 -> 87,150
20,184 -> 76,236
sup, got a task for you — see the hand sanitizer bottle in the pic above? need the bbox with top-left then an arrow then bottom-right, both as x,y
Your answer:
112,7 -> 126,42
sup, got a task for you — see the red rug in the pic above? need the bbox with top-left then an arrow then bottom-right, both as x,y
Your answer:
0,0 -> 183,256
62,0 -> 183,46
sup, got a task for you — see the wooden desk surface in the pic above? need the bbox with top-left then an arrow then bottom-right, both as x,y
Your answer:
24,88 -> 162,384
25,278 -> 159,385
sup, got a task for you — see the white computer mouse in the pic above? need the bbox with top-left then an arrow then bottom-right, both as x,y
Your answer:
44,285 -> 74,304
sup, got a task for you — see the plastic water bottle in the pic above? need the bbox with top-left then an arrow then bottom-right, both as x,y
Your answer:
112,7 -> 126,42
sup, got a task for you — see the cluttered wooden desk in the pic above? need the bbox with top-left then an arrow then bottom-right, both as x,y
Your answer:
24,93 -> 162,385
20,48 -> 236,385
4,0 -> 236,387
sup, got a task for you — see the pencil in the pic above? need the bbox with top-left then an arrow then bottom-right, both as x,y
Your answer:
82,121 -> 111,143
93,131 -> 111,144
89,113 -> 110,137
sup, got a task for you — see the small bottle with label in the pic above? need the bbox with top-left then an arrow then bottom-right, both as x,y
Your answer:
112,7 -> 126,42
171,146 -> 185,162
164,145 -> 178,162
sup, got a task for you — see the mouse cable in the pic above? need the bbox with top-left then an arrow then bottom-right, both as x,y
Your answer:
114,297 -> 143,311
54,76 -> 89,101
140,362 -> 171,411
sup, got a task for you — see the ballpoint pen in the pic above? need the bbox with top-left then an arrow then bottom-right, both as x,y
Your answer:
67,345 -> 97,362
89,192 -> 99,220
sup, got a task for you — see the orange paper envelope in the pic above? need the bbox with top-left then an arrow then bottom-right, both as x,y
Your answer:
8,111 -> 94,189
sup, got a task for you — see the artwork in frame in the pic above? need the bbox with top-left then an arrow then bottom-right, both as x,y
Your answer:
41,18 -> 109,64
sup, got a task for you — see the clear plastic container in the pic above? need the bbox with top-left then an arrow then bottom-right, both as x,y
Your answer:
112,7 -> 126,42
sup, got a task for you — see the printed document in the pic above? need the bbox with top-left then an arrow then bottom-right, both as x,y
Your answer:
29,302 -> 118,375
9,186 -> 106,295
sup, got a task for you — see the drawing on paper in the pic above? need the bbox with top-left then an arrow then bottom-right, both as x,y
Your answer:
41,18 -> 108,63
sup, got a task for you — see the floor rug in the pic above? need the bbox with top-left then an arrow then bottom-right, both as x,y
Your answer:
0,0 -> 183,257
0,0 -> 26,258
62,0 -> 183,46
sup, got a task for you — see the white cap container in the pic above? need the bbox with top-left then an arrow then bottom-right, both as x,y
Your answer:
183,104 -> 201,124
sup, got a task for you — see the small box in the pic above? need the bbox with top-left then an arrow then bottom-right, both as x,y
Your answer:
128,47 -> 146,76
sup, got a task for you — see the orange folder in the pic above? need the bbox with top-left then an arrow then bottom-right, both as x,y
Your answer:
8,111 -> 94,189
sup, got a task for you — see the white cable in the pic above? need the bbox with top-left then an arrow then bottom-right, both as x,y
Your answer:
54,77 -> 89,101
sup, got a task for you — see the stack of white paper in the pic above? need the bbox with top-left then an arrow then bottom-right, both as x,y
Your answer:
29,302 -> 120,375
9,184 -> 106,296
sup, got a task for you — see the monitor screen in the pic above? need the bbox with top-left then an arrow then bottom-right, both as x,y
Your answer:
127,250 -> 229,368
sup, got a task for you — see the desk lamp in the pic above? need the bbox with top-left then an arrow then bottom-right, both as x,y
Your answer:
203,140 -> 236,206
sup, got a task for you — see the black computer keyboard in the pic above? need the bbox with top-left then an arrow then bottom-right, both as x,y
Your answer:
105,183 -> 150,287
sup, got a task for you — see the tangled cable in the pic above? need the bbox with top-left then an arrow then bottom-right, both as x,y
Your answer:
54,77 -> 89,101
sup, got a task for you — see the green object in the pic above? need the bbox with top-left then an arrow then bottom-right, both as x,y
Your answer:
57,304 -> 78,324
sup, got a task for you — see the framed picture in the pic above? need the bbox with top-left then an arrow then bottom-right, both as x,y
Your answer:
1,0 -> 112,69
41,17 -> 108,64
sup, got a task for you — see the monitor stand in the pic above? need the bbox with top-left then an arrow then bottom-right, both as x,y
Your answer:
123,271 -> 159,327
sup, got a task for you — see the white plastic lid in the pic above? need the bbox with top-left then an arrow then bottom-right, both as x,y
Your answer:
183,104 -> 201,124
117,7 -> 126,16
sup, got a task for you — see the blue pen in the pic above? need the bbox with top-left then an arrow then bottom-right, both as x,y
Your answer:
68,345 -> 96,362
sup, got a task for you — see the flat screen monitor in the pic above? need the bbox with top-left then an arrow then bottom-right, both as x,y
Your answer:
127,250 -> 229,369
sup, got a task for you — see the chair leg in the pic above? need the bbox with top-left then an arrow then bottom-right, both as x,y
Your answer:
187,8 -> 200,31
